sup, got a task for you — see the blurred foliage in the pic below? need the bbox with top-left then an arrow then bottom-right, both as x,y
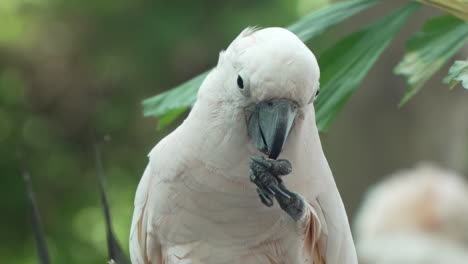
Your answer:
316,2 -> 418,130
143,71 -> 208,118
0,0 -> 318,263
143,0 -> 468,130
396,15 -> 468,105
288,0 -> 378,43
415,0 -> 468,21
444,59 -> 468,89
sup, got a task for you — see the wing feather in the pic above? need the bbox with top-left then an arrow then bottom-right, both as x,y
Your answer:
130,163 -> 163,264
302,200 -> 327,264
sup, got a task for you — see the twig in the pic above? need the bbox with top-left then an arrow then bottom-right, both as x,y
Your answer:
20,155 -> 51,264
93,142 -> 129,264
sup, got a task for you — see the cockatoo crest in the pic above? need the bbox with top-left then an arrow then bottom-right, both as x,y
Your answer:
200,27 -> 320,110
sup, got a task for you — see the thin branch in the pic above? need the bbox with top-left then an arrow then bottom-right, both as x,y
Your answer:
93,142 -> 129,264
20,156 -> 51,264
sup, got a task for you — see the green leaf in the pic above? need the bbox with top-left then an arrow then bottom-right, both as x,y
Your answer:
143,71 -> 209,117
288,0 -> 379,42
156,106 -> 188,130
315,2 -> 419,131
444,59 -> 468,89
415,0 -> 468,21
395,15 -> 468,105
142,0 -> 380,120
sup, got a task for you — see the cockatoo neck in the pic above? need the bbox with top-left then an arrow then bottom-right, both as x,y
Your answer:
184,97 -> 256,177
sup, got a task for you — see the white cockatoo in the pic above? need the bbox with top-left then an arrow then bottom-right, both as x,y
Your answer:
130,27 -> 357,264
354,163 -> 468,264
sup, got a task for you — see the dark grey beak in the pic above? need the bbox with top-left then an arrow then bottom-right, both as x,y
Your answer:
246,99 -> 298,159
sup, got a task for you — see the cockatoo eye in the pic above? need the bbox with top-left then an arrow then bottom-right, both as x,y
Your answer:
237,73 -> 250,97
237,75 -> 244,89
313,89 -> 320,102
308,89 -> 320,104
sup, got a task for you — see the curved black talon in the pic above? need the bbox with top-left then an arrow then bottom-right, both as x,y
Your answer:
249,155 -> 305,221
265,185 -> 276,196
250,155 -> 293,205
257,188 -> 274,207
271,185 -> 291,199
275,189 -> 305,221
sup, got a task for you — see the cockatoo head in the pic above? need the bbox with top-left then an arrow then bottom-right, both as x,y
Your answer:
199,27 -> 320,159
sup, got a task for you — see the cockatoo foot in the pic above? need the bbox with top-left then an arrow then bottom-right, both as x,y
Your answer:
275,188 -> 305,221
249,156 -> 305,221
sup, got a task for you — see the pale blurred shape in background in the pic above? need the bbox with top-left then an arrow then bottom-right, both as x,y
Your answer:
354,163 -> 468,263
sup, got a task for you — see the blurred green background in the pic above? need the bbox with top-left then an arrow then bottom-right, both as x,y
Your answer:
1,0 -> 467,263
